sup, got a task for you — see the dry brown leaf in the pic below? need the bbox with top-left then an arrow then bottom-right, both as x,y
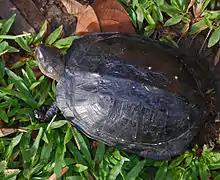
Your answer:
61,0 -> 135,35
61,0 -> 87,15
4,169 -> 20,175
61,0 -> 100,35
75,5 -> 101,35
0,128 -> 28,137
92,0 -> 135,33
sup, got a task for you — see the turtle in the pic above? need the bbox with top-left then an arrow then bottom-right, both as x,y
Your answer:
35,32 -> 214,160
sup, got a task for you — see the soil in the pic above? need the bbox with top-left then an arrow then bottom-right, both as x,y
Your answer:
0,0 -> 220,151
33,0 -> 77,36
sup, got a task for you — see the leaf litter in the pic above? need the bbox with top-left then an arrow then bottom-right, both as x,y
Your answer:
61,0 -> 135,35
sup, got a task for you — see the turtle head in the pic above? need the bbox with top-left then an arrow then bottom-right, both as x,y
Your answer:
35,45 -> 65,81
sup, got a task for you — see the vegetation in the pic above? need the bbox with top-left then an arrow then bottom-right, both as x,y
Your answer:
119,0 -> 220,49
0,1 -> 220,179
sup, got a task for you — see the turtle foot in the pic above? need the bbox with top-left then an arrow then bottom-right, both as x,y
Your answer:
34,102 -> 59,122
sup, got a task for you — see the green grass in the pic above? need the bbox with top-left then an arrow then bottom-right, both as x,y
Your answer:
0,4 -> 220,179
119,0 -> 220,49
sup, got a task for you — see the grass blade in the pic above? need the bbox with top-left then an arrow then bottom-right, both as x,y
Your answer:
0,161 -> 7,173
169,152 -> 188,168
40,142 -> 53,163
189,19 -> 208,35
53,36 -> 81,50
73,164 -> 88,173
64,125 -> 73,145
126,160 -> 146,180
0,34 -> 31,40
0,14 -> 16,36
19,131 -> 32,178
49,120 -> 68,130
0,57 -> 5,79
21,69 -> 32,88
155,161 -> 168,180
94,142 -> 105,165
6,68 -> 31,95
66,176 -> 82,180
0,41 -> 8,53
54,135 -> 65,178
33,20 -> 48,43
29,127 -> 43,163
214,174 -> 220,180
37,77 -> 51,106
0,109 -> 8,123
7,46 -> 19,53
45,25 -> 63,45
15,37 -> 32,53
108,157 -> 127,180
67,141 -> 87,166
26,64 -> 37,83
208,26 -> 220,47
5,133 -> 23,162
30,82 -> 41,90
164,15 -> 183,26
72,127 -> 92,166
198,162 -> 209,180
4,69 -> 37,108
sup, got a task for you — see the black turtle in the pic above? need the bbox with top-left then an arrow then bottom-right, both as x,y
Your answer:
35,32 -> 213,160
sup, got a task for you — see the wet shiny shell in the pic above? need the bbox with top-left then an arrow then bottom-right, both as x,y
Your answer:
56,32 -> 210,160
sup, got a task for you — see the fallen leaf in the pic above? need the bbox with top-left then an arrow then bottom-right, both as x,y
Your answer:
61,0 -> 135,35
61,0 -> 100,35
78,0 -> 95,6
61,0 -> 88,15
75,6 -> 101,35
4,169 -> 20,175
92,0 -> 135,33
0,128 -> 27,137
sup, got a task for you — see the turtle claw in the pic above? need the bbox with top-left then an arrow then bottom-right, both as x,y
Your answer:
34,105 -> 48,122
44,102 -> 59,121
34,102 -> 59,122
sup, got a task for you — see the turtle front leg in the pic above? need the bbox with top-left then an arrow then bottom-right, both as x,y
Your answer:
44,101 -> 59,120
34,101 -> 59,122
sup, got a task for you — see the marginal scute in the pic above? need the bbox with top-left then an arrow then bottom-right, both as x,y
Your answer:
44,32 -> 212,160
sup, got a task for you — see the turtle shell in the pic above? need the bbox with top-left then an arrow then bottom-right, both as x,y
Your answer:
56,32 -> 211,160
